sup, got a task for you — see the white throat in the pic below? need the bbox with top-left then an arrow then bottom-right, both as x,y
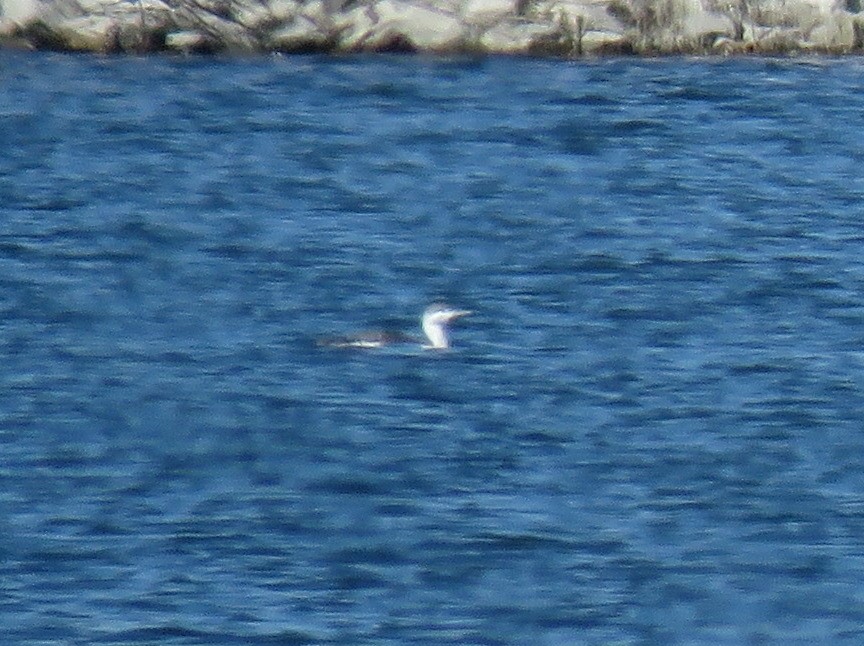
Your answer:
422,318 -> 450,349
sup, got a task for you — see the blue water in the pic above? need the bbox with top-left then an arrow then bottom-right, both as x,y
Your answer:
3,52 -> 864,645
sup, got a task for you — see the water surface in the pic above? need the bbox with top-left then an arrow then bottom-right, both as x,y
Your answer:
3,53 -> 864,644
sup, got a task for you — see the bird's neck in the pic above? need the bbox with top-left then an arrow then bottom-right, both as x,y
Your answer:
422,320 -> 449,349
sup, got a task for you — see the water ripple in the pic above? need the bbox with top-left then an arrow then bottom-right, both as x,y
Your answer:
3,53 -> 864,645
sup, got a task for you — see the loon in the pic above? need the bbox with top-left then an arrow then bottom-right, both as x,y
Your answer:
319,304 -> 472,350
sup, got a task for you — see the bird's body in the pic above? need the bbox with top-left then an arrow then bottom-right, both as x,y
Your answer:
319,304 -> 471,350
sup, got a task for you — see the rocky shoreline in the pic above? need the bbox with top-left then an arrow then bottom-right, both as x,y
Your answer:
1,0 -> 863,56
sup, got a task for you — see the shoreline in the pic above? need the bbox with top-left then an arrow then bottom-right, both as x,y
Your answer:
1,0 -> 863,57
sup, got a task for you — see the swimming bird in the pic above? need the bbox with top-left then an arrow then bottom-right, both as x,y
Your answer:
318,304 -> 472,350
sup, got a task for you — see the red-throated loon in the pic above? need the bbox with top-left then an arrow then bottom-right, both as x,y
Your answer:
318,304 -> 472,350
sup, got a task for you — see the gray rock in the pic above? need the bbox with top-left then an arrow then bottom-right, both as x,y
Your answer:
807,11 -> 857,48
1,0 -> 41,24
461,0 -> 518,26
167,3 -> 262,51
165,28 -> 217,52
336,0 -> 467,52
3,0 -> 864,55
26,14 -> 120,51
266,15 -> 335,51
579,27 -> 630,52
479,17 -> 573,54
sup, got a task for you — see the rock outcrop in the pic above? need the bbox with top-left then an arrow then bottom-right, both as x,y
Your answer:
1,0 -> 863,55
